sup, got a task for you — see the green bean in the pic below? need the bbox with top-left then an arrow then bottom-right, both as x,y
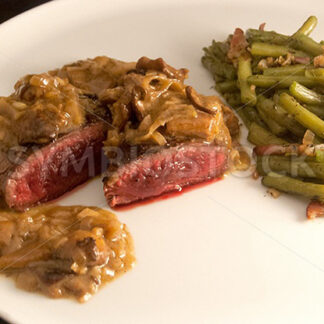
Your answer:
306,68 -> 324,77
254,144 -> 302,156
316,150 -> 324,162
247,122 -> 288,145
289,34 -> 324,56
256,97 -> 287,136
305,104 -> 324,119
273,89 -> 288,98
237,56 -> 257,105
279,93 -> 324,138
256,155 -> 289,176
248,75 -> 317,88
293,16 -> 318,36
251,57 -> 262,74
250,42 -> 308,58
215,80 -> 238,93
223,92 -> 241,107
260,95 -> 305,137
257,155 -> 324,180
254,144 -> 324,159
257,108 -> 287,136
250,42 -> 289,57
305,68 -> 324,85
263,65 -> 306,76
232,105 -> 265,129
246,29 -> 289,46
213,74 -> 223,83
209,40 -> 229,61
247,27 -> 322,56
236,108 -> 252,129
262,172 -> 324,202
290,81 -> 324,105
239,106 -> 265,128
201,55 -> 237,80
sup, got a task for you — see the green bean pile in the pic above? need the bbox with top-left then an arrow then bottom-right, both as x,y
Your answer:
202,16 -> 324,218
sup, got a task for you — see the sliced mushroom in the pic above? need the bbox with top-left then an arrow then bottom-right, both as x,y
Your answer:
136,57 -> 188,81
55,230 -> 110,268
132,85 -> 147,120
98,86 -> 124,103
186,86 -> 220,114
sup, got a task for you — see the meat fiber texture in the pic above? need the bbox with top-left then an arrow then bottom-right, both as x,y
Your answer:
104,143 -> 228,207
3,122 -> 107,211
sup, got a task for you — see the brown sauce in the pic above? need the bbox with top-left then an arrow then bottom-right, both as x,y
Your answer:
0,74 -> 86,148
0,56 -> 136,151
0,205 -> 135,302
104,64 -> 235,149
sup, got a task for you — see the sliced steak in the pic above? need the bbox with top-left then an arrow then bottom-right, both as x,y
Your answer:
3,122 -> 107,211
104,143 -> 228,207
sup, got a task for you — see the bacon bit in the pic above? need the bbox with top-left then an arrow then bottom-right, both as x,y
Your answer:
294,56 -> 311,65
259,22 -> 266,31
253,144 -> 299,156
253,143 -> 324,157
306,200 -> 324,219
267,188 -> 281,199
227,28 -> 249,61
314,55 -> 324,68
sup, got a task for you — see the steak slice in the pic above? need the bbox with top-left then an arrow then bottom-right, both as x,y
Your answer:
4,122 -> 107,211
103,143 -> 228,207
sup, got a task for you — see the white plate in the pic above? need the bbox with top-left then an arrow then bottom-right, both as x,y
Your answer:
1,0 -> 324,323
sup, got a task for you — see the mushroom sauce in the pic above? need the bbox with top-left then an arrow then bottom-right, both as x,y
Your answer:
0,205 -> 135,302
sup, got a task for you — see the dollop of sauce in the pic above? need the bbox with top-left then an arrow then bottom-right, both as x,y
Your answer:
0,205 -> 135,302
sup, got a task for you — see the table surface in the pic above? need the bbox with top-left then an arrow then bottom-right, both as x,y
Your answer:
0,3 -> 52,324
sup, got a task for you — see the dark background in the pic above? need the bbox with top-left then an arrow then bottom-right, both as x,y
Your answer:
0,0 -> 51,24
0,2 -> 53,324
